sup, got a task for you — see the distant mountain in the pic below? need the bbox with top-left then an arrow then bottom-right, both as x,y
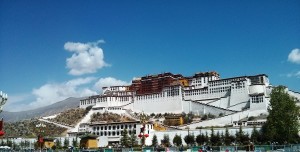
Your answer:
0,97 -> 83,122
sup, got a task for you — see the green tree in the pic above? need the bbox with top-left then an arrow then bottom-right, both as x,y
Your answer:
173,134 -> 182,147
224,127 -> 234,146
220,132 -> 224,146
85,105 -> 93,114
152,134 -> 158,147
210,130 -> 221,146
129,133 -> 137,147
72,138 -> 78,147
20,140 -> 25,149
161,134 -> 171,147
184,134 -> 195,146
183,112 -> 194,124
196,133 -> 206,146
56,138 -> 62,149
6,139 -> 12,147
204,132 -> 209,145
24,140 -> 30,148
235,126 -> 243,145
235,126 -> 250,145
250,125 -> 260,144
209,127 -> 216,146
262,86 -> 300,144
120,129 -> 130,147
63,138 -> 69,148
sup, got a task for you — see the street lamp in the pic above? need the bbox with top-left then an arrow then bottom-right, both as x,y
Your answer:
138,112 -> 149,147
0,91 -> 8,113
0,91 -> 8,138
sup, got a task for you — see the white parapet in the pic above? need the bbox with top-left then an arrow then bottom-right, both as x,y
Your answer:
249,85 -> 265,95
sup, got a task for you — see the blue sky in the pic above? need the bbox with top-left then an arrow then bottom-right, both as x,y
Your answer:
0,0 -> 299,112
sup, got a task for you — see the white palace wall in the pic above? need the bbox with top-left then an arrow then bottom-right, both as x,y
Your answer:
133,95 -> 183,114
206,96 -> 230,109
182,100 -> 235,116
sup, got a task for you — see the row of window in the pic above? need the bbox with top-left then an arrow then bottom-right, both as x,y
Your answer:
136,93 -> 164,100
166,89 -> 180,96
81,96 -> 132,105
107,86 -> 127,91
80,100 -> 95,105
185,89 -> 209,96
92,130 -> 136,136
209,79 -> 231,87
92,124 -> 136,131
232,82 -> 246,89
251,96 -> 264,103
185,86 -> 232,96
209,86 -> 230,93
107,107 -> 122,110
96,97 -> 107,102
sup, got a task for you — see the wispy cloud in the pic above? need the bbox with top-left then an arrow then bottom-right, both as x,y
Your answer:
5,77 -> 130,112
65,40 -> 110,75
94,77 -> 130,93
288,48 -> 300,64
3,93 -> 33,112
285,48 -> 300,79
286,71 -> 300,78
29,77 -> 97,110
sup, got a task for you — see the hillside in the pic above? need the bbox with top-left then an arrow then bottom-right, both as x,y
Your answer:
0,97 -> 83,122
50,108 -> 87,126
91,112 -> 135,123
4,119 -> 67,138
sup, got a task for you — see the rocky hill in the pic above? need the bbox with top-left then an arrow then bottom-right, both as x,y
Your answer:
50,108 -> 87,126
0,97 -> 83,122
4,118 -> 67,138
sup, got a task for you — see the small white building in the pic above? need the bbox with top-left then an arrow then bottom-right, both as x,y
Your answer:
73,121 -> 154,147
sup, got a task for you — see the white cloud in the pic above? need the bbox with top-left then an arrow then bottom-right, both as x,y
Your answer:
288,48 -> 300,64
65,40 -> 110,75
94,77 -> 130,91
3,93 -> 33,112
30,77 -> 97,109
5,77 -> 130,112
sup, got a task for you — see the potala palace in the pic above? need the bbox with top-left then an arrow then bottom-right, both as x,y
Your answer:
79,71 -> 300,115
67,71 -> 300,146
